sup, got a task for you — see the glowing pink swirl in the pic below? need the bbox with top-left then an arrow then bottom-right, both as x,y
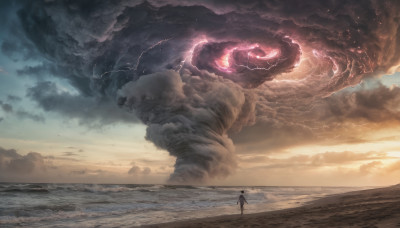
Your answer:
190,38 -> 301,88
215,44 -> 281,73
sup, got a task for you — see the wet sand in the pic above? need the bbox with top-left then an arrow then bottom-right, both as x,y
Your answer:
143,184 -> 400,228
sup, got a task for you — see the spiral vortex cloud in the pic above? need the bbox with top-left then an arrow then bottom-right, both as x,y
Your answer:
190,36 -> 301,88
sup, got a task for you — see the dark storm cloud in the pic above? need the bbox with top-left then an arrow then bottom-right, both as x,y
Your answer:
0,99 -> 44,122
322,83 -> 400,122
1,39 -> 38,61
0,101 -> 13,113
231,118 -> 315,154
27,81 -> 137,127
0,9 -> 41,62
7,95 -> 21,102
15,110 -> 45,122
16,63 -> 56,79
232,82 -> 400,152
6,0 -> 400,183
0,147 -> 46,175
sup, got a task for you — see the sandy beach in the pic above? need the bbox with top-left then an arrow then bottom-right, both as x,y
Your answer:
144,184 -> 400,228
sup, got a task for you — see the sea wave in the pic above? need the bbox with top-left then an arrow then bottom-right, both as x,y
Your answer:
0,183 -> 371,227
1,184 -> 50,193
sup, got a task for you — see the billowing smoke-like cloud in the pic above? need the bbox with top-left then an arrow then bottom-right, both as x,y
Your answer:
119,70 -> 254,182
0,147 -> 46,175
128,163 -> 151,175
5,0 -> 400,183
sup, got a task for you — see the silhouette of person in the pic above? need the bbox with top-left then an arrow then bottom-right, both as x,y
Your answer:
237,190 -> 248,215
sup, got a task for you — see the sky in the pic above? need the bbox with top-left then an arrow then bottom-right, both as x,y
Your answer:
0,0 -> 400,186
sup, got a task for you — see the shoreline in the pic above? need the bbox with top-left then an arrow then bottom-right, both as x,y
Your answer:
142,184 -> 400,228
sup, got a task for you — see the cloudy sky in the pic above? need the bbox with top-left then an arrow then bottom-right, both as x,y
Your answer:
0,0 -> 400,186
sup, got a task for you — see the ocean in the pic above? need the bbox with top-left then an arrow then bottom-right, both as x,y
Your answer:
0,183 -> 371,227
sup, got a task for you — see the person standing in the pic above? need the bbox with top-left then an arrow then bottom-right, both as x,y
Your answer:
237,190 -> 248,215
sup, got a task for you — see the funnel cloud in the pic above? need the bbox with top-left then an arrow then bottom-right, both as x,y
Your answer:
6,0 -> 400,183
